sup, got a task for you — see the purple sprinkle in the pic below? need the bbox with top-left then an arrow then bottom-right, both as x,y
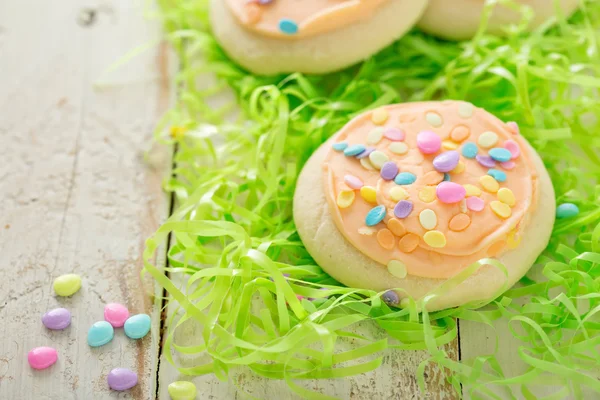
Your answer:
394,200 -> 413,219
383,128 -> 405,141
42,308 -> 71,330
382,290 -> 400,306
476,154 -> 496,168
380,162 -> 399,181
432,151 -> 460,172
344,175 -> 363,189
107,368 -> 138,391
356,147 -> 375,159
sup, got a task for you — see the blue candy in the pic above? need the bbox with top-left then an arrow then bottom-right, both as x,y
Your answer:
365,205 -> 386,226
344,144 -> 366,157
443,173 -> 451,182
556,203 -> 579,219
332,142 -> 348,151
394,172 -> 417,185
462,142 -> 478,159
279,19 -> 298,35
124,314 -> 151,339
487,169 -> 507,182
382,290 -> 400,306
489,148 -> 512,162
88,321 -> 114,347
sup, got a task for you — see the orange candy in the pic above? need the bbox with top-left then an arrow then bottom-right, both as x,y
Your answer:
422,171 -> 444,185
487,240 -> 507,257
377,229 -> 395,250
244,3 -> 262,24
449,214 -> 471,232
450,125 -> 470,142
398,233 -> 420,253
387,218 -> 406,237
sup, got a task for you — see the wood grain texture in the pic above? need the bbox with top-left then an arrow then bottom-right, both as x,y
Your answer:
0,0 -> 173,398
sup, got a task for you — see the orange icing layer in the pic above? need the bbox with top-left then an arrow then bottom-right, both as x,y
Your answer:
225,0 -> 388,39
322,101 -> 539,279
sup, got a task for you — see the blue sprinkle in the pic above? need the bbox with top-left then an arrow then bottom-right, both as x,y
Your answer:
462,142 -> 478,159
443,173 -> 451,182
394,172 -> 417,185
488,169 -> 507,182
343,144 -> 366,157
332,142 -> 348,151
365,205 -> 386,226
489,148 -> 512,162
556,203 -> 579,219
279,19 -> 299,35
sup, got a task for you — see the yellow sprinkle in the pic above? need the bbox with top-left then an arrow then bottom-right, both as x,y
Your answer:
498,188 -> 516,207
372,108 -> 389,125
360,186 -> 377,204
478,131 -> 499,148
389,142 -> 409,155
442,140 -> 458,150
451,161 -> 465,174
425,111 -> 443,127
419,209 -> 438,230
507,230 -> 521,249
369,151 -> 388,170
337,191 -> 355,209
360,158 -> 376,171
423,230 -> 446,248
418,186 -> 436,203
480,175 -> 499,193
387,260 -> 407,279
490,201 -> 512,219
463,184 -> 482,197
358,227 -> 376,236
367,128 -> 384,145
389,187 -> 409,202
459,199 -> 467,213
458,102 -> 474,118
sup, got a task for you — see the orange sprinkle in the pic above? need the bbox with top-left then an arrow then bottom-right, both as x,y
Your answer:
422,171 -> 444,185
244,3 -> 263,24
377,229 -> 395,250
449,213 -> 471,232
487,240 -> 507,257
398,233 -> 420,253
507,231 -> 521,249
450,125 -> 470,142
387,218 -> 406,237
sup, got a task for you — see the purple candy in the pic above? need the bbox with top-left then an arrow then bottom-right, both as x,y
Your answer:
383,128 -> 405,141
356,147 -> 375,159
394,200 -> 413,219
432,151 -> 460,172
476,154 -> 496,168
380,162 -> 399,180
382,290 -> 400,306
107,368 -> 138,391
42,308 -> 71,330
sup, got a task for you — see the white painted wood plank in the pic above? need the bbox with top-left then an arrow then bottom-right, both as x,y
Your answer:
0,0 -> 173,398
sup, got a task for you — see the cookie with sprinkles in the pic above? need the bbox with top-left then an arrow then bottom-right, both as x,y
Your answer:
211,0 -> 429,74
294,101 -> 555,311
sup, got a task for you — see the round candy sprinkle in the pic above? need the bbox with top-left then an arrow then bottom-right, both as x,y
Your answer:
387,260 -> 407,279
458,102 -> 474,118
461,142 -> 478,159
423,231 -> 446,248
278,19 -> 298,35
476,155 -> 496,168
168,381 -> 197,400
556,203 -> 579,219
443,173 -> 451,182
417,131 -> 442,154
344,144 -> 366,157
442,140 -> 458,150
367,128 -> 384,144
387,218 -> 406,236
491,201 -> 512,219
466,196 -> 485,212
369,151 -> 388,169
356,147 -> 375,159
380,162 -> 399,181
124,314 -> 151,339
104,303 -> 130,328
433,151 -> 460,172
478,131 -> 499,148
244,3 -> 262,25
463,184 -> 482,197
419,209 -> 437,230
360,186 -> 377,204
497,188 -> 516,206
389,142 -> 408,155
506,121 -> 520,135
42,308 -> 71,330
382,290 -> 400,306
371,108 -> 389,125
332,142 -> 348,151
344,175 -> 363,189
394,200 -> 413,219
489,148 -> 512,162
459,198 -> 468,213
107,368 -> 138,391
418,187 -> 436,203
389,187 -> 409,202
383,128 -> 405,141
360,158 -> 375,171
394,172 -> 416,185
337,190 -> 355,209
257,0 -> 274,4
358,227 -> 376,236
451,161 -> 465,174
425,111 -> 443,127
436,182 -> 466,204
28,347 -> 58,370
487,169 -> 507,182
365,205 -> 386,226
480,175 -> 500,193
53,274 -> 82,297
422,171 -> 444,185
500,161 -> 516,170
504,140 -> 521,159
487,240 -> 507,256
377,229 -> 395,250
450,125 -> 470,142
449,214 -> 471,232
398,233 -> 420,253
88,321 -> 114,347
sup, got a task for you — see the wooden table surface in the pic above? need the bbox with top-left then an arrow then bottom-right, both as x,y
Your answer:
0,1 -> 546,399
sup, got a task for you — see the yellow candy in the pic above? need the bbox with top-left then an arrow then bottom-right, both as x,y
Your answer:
458,102 -> 474,118
168,381 -> 197,400
360,186 -> 377,204
358,227 -> 376,236
498,188 -> 516,207
367,128 -> 384,145
490,201 -> 512,219
389,142 -> 409,155
418,186 -> 436,203
360,158 -> 375,171
419,209 -> 437,230
372,108 -> 389,125
337,190 -> 355,209
53,274 -> 82,297
387,260 -> 407,279
463,184 -> 482,197
423,230 -> 446,248
507,230 -> 521,249
389,187 -> 409,202
442,140 -> 458,150
451,161 -> 465,174
425,111 -> 443,127
480,175 -> 499,193
478,131 -> 499,148
459,198 -> 468,213
369,151 -> 388,170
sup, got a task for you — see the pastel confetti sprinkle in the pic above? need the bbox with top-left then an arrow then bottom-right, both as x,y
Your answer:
389,142 -> 408,155
356,147 -> 375,159
344,175 -> 364,189
358,227 -> 376,236
449,213 -> 471,232
360,186 -> 377,204
360,158 -> 375,170
458,102 -> 474,118
489,148 -> 512,162
433,151 -> 460,172
387,260 -> 407,279
476,155 -> 496,168
383,128 -> 405,141
425,111 -> 443,127
332,142 -> 347,151
442,140 -> 459,150
443,173 -> 451,181
466,196 -> 485,211
556,203 -> 579,219
394,200 -> 413,218
461,142 -> 478,159
423,230 -> 446,248
504,140 -> 521,159
436,182 -> 466,204
491,201 -> 512,219
463,184 -> 482,197
377,229 -> 395,249
451,161 -> 465,174
419,209 -> 437,230
389,186 -> 409,202
497,188 -> 516,206
369,150 -> 388,169
387,218 -> 406,236
367,128 -> 384,144
459,198 -> 468,213
28,347 -> 58,370
450,125 -> 470,142
506,121 -> 520,135
380,162 -> 399,180
500,161 -> 516,170
488,169 -> 507,182
365,205 -> 387,226
337,190 -> 355,208
394,172 -> 416,185
398,233 -> 420,253
480,175 -> 500,193
422,171 -> 444,185
478,131 -> 499,148
417,130 -> 442,154
418,186 -> 436,203
279,19 -> 298,35
372,108 -> 389,125
344,144 -> 365,157
382,290 -> 400,306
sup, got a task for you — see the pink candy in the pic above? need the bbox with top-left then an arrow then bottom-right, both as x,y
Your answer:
506,121 -> 520,135
466,197 -> 485,212
417,131 -> 441,154
500,161 -> 516,170
383,128 -> 405,141
28,347 -> 58,370
503,140 -> 520,159
436,182 -> 466,204
104,303 -> 130,328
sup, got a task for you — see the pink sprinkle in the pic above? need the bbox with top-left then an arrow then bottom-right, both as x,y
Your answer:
383,128 -> 405,141
466,197 -> 485,212
416,131 -> 441,154
104,303 -> 130,328
28,347 -> 58,370
344,175 -> 363,189
296,295 -> 304,301
500,161 -> 516,170
504,140 -> 521,159
436,182 -> 466,204
506,121 -> 520,135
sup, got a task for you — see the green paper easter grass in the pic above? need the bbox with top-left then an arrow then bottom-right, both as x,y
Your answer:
143,0 -> 600,398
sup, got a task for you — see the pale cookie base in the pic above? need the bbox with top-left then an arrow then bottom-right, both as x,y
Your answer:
294,136 -> 555,312
210,0 -> 429,75
418,0 -> 579,41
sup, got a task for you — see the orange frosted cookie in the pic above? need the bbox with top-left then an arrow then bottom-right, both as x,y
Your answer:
294,101 -> 555,311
